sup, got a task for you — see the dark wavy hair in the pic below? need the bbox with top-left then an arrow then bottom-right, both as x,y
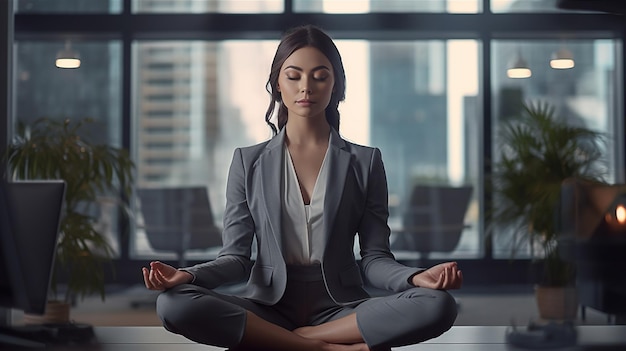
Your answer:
264,25 -> 346,135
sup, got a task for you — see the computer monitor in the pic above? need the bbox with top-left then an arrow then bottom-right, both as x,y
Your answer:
0,180 -> 65,346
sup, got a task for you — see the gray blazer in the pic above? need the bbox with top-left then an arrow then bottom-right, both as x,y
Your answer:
184,128 -> 421,306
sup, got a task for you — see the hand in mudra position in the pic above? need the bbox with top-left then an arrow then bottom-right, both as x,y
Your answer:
142,261 -> 193,291
411,261 -> 463,290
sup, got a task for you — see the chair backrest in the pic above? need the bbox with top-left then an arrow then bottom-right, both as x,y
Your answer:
137,187 -> 222,254
401,185 -> 473,254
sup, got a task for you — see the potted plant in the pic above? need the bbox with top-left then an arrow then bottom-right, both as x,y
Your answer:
490,101 -> 606,320
3,117 -> 134,323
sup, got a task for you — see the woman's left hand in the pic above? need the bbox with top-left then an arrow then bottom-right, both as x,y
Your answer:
411,261 -> 463,290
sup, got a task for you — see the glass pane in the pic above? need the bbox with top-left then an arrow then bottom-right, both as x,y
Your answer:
491,0 -> 578,13
367,40 -> 482,261
13,40 -> 123,257
133,0 -> 282,13
491,39 -> 623,258
132,39 -> 482,262
294,0 -> 480,13
132,41 -> 277,261
16,0 -> 122,13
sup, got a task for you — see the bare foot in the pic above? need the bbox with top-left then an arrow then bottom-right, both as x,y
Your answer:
294,325 -> 314,338
323,343 -> 370,351
295,326 -> 371,351
228,342 -> 369,351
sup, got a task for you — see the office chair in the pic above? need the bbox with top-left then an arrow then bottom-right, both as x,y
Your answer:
137,186 -> 222,267
392,185 -> 473,266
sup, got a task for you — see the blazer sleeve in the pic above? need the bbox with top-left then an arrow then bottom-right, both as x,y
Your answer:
181,148 -> 254,289
358,148 -> 423,292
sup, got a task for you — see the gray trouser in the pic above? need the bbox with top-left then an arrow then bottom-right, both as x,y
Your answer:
156,265 -> 457,350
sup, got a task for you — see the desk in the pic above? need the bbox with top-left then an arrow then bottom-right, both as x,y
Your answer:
7,325 -> 624,350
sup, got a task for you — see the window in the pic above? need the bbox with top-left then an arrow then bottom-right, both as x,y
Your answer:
294,0 -> 481,13
10,0 -> 625,283
491,0 -> 586,13
14,40 -> 122,145
15,0 -> 122,13
133,40 -> 276,259
368,40 -> 482,259
491,38 -> 622,257
131,38 -> 482,261
13,39 -> 124,256
132,0 -> 282,13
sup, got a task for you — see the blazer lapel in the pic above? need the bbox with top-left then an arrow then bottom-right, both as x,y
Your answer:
259,130 -> 285,251
323,129 -> 350,243
259,128 -> 350,252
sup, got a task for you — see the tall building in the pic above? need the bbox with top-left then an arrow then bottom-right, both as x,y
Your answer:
135,42 -> 219,186
370,42 -> 448,214
135,1 -> 220,186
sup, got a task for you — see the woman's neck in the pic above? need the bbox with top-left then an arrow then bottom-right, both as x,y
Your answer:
284,118 -> 330,146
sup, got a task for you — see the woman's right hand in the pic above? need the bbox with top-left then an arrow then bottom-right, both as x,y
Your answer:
142,261 -> 193,291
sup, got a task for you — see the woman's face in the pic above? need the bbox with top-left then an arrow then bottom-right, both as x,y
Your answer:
277,46 -> 335,123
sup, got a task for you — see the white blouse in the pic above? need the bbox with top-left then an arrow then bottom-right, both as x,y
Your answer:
281,143 -> 330,265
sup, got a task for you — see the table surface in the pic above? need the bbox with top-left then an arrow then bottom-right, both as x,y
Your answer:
2,325 -> 626,350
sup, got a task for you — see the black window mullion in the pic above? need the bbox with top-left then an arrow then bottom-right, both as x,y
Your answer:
622,28 -> 626,183
481,28 -> 493,261
123,0 -> 131,15
118,6 -> 133,262
14,13 -> 626,38
0,0 -> 12,174
284,0 -> 293,14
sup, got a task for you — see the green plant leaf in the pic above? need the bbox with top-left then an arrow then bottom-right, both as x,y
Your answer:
488,101 -> 607,285
3,117 -> 135,302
